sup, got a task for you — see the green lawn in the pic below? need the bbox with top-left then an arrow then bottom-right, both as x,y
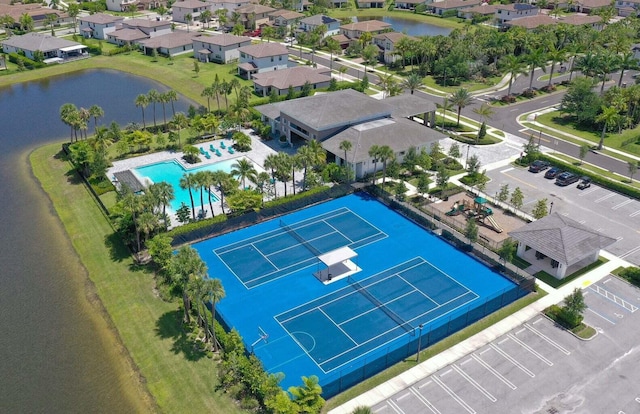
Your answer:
534,257 -> 609,289
31,144 -> 244,414
423,74 -> 503,94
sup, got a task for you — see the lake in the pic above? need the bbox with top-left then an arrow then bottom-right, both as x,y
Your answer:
0,69 -> 189,413
356,16 -> 453,37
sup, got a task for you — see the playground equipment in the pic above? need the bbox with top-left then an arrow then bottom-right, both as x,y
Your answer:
446,197 -> 503,233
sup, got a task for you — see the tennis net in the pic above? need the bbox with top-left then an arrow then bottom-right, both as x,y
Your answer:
348,277 -> 413,334
279,219 -> 322,256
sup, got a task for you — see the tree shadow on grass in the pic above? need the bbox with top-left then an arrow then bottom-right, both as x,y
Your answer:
156,310 -> 207,362
104,231 -> 131,263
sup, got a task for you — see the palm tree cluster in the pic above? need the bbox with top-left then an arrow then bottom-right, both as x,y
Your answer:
60,103 -> 105,142
135,88 -> 179,130
264,139 -> 326,197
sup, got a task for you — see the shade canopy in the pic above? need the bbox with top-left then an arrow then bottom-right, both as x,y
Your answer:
318,246 -> 357,267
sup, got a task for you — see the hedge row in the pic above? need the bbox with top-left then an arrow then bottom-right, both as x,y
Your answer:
8,53 -> 45,70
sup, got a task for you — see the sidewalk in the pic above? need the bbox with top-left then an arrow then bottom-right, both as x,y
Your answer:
328,250 -> 631,414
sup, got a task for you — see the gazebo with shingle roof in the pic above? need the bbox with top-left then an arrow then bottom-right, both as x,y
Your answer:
509,213 -> 616,279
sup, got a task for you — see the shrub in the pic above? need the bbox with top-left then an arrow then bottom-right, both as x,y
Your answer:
619,266 -> 640,286
501,95 -> 516,104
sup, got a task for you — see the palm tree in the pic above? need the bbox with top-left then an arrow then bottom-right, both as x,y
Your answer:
288,375 -> 324,414
450,88 -> 473,127
617,52 -> 639,87
275,152 -> 293,197
147,89 -> 160,129
378,145 -> 395,187
296,145 -> 314,190
204,278 -> 225,351
596,52 -> 619,94
201,170 -> 216,217
325,37 -> 341,71
524,48 -> 547,91
201,86 -> 215,113
200,9 -> 212,28
185,13 -> 192,33
179,173 -> 197,221
368,144 -> 381,183
546,46 -> 567,88
171,112 -> 189,146
211,75 -> 222,112
67,3 -> 80,33
473,103 -> 494,124
305,139 -> 327,167
60,103 -> 78,142
170,246 -> 207,324
194,171 -> 208,218
231,158 -> 257,189
262,26 -> 275,42
152,181 -> 174,230
88,105 -> 104,135
595,106 -> 620,150
166,90 -> 178,117
137,211 -> 158,249
263,153 -> 279,198
212,171 -> 237,214
121,191 -> 143,252
402,73 -> 422,95
339,140 -> 353,182
135,94 -> 149,129
502,55 -> 526,97
159,92 -> 171,129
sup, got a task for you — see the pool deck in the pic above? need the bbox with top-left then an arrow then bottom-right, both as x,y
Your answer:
107,129 -> 304,221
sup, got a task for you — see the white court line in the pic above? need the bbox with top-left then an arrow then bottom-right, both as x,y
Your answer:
507,333 -> 553,366
432,376 -> 475,414
410,387 -> 441,414
453,364 -> 497,402
612,199 -> 634,210
524,323 -> 571,355
319,308 -> 358,346
501,167 -> 514,173
490,343 -> 535,377
595,193 -> 615,203
471,353 -> 517,390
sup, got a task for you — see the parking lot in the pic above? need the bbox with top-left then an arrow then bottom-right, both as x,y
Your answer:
482,165 -> 640,266
372,276 -> 640,414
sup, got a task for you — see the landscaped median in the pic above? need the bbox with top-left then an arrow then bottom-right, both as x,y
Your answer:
30,143 -> 244,414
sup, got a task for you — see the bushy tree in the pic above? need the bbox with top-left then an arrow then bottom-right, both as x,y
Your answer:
497,184 -> 510,203
510,187 -> 524,210
464,218 -> 478,245
560,77 -> 602,126
498,238 -> 517,264
532,198 -> 548,219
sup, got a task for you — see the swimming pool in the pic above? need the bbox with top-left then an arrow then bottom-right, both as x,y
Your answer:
134,158 -> 239,213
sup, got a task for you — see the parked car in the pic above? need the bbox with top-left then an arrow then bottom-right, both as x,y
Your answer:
577,176 -> 592,189
544,167 -> 561,179
556,172 -> 580,186
529,160 -> 550,173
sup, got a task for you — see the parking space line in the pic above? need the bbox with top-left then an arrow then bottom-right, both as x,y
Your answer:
589,285 -> 639,312
579,187 -> 599,196
410,387 -> 441,414
500,167 -> 514,173
515,328 -> 526,335
432,376 -> 475,413
418,380 -> 432,389
613,200 -> 634,210
440,369 -> 452,377
621,244 -> 640,259
471,354 -> 517,390
396,392 -> 411,401
524,323 -> 571,355
386,399 -> 406,414
629,210 -> 640,218
373,404 -> 395,413
507,333 -> 553,366
490,343 -> 535,377
452,364 -> 497,402
586,307 -> 616,325
595,193 -> 616,203
461,358 -> 472,366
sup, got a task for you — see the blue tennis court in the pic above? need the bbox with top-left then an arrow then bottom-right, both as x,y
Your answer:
214,208 -> 386,288
193,193 -> 527,397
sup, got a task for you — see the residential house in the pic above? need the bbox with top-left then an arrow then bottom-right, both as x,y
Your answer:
509,213 -> 615,279
298,15 -> 341,37
504,14 -> 602,30
329,34 -> 351,50
458,4 -> 498,20
268,9 -> 304,28
615,0 -> 640,17
394,0 -> 427,10
0,4 -> 69,30
430,0 -> 481,16
233,4 -> 276,29
254,90 -> 443,178
79,13 -> 124,40
495,3 -> 538,27
339,20 -> 392,40
106,0 -> 163,12
237,42 -> 290,79
106,18 -> 172,46
171,0 -> 211,24
373,32 -> 416,64
331,0 -> 348,7
571,0 -> 612,13
251,66 -> 331,96
1,33 -> 87,62
139,30 -> 196,56
209,0 -> 252,13
357,0 -> 385,7
193,33 -> 252,63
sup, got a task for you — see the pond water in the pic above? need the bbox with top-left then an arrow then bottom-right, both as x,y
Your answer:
0,69 -> 190,413
356,15 -> 453,37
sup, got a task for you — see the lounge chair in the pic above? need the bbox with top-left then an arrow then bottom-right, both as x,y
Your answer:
228,148 -> 235,154
205,152 -> 211,159
209,144 -> 215,151
216,150 -> 222,157
220,142 -> 226,149
199,147 -> 205,154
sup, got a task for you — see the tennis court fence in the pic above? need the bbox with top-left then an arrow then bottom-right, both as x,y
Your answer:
320,283 -> 529,398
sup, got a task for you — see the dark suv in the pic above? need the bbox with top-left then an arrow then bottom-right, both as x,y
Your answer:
556,172 -> 579,186
529,160 -> 550,173
544,167 -> 561,179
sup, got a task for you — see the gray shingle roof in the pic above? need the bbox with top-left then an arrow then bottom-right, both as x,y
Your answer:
238,42 -> 289,58
252,66 -> 330,89
139,30 -> 196,49
508,213 -> 616,265
79,13 -> 124,25
1,33 -> 82,52
384,94 -> 436,118
299,14 -> 338,26
322,117 -> 447,163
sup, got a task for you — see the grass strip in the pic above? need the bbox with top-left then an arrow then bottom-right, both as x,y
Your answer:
534,257 -> 609,289
323,288 -> 547,412
31,143 -> 243,414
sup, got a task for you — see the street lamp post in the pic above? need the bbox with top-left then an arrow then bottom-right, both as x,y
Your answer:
549,201 -> 554,215
465,144 -> 471,170
416,324 -> 424,362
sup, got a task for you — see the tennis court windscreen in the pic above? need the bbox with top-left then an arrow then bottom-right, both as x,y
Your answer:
348,277 -> 414,334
